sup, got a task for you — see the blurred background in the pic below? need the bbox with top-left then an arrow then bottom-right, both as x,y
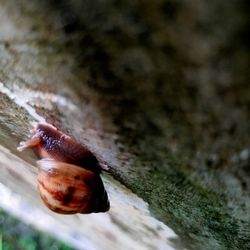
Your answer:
0,0 -> 249,249
0,208 -> 73,250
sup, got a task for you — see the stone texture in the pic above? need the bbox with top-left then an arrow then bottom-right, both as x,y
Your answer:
0,0 -> 249,249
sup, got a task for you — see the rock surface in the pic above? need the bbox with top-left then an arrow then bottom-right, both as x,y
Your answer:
0,0 -> 249,249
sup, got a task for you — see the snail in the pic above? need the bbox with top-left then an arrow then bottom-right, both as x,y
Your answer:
17,123 -> 110,214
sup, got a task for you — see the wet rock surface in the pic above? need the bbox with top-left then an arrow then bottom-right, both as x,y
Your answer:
0,0 -> 249,249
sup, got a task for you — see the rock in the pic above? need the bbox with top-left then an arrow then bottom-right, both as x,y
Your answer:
0,0 -> 249,249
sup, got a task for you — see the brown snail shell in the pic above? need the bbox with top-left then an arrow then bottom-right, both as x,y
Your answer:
18,123 -> 110,214
37,159 -> 109,214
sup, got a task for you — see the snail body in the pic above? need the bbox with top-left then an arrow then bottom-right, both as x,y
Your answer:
18,123 -> 110,214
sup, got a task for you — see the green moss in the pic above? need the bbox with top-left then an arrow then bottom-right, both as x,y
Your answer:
51,0 -> 249,248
